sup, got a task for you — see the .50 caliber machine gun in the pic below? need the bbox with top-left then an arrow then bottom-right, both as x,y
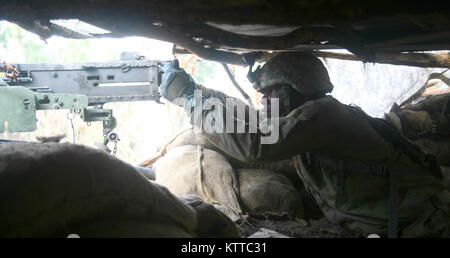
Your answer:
0,53 -> 172,154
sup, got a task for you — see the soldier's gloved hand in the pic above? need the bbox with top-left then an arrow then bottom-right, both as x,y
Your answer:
159,60 -> 197,106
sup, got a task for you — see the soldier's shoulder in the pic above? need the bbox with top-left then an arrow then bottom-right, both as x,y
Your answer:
287,96 -> 338,120
302,95 -> 342,111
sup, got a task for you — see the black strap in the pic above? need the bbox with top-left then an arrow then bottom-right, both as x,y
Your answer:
335,161 -> 345,195
388,170 -> 398,238
439,97 -> 449,131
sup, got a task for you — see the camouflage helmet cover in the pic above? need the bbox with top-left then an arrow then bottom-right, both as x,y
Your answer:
250,52 -> 334,96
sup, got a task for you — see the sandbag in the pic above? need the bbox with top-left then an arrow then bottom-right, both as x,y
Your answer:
0,142 -> 238,237
180,195 -> 239,237
384,93 -> 450,167
166,127 -> 217,152
154,145 -> 243,215
237,169 -> 304,218
138,127 -> 221,168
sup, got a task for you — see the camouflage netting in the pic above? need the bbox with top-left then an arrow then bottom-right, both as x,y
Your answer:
0,142 -> 238,237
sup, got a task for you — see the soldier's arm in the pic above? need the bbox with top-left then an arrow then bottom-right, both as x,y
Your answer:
194,89 -> 325,162
160,65 -> 323,163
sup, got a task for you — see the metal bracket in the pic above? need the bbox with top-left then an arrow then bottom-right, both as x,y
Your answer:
0,86 -> 88,133
82,107 -> 118,153
82,108 -> 117,135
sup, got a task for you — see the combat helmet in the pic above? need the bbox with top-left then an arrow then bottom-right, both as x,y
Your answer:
247,52 -> 334,97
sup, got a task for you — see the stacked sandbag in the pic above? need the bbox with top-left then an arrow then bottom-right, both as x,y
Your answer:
138,127 -> 221,169
384,93 -> 450,185
0,142 -> 239,238
165,127 -> 217,152
180,195 -> 239,237
237,169 -> 304,218
154,145 -> 306,219
154,145 -> 243,215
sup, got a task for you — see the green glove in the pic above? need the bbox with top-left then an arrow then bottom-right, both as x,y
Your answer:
159,60 -> 197,106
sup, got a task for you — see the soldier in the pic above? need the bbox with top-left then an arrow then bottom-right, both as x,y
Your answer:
159,52 -> 449,237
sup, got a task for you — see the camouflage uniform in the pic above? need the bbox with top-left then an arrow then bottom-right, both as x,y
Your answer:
160,52 -> 450,237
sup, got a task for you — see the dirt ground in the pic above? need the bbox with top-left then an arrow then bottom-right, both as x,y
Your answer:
235,215 -> 362,238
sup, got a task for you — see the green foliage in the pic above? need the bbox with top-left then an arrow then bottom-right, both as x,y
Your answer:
53,40 -> 92,62
22,40 -> 52,63
192,60 -> 216,85
0,25 -> 12,49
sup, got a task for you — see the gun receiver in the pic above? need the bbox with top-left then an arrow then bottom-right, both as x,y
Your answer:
0,54 -> 171,153
3,58 -> 169,104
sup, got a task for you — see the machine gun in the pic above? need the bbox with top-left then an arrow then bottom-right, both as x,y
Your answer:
0,53 -> 172,154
